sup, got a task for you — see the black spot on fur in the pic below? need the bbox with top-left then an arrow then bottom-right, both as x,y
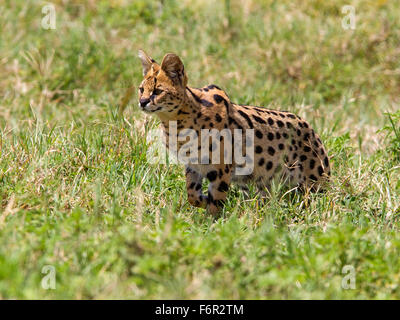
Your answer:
229,117 -> 243,131
267,132 -> 274,141
218,181 -> 229,192
201,100 -> 213,107
277,120 -> 284,127
214,95 -> 230,115
254,107 -> 269,113
189,182 -> 196,189
238,110 -> 254,128
215,113 -> 222,122
206,170 -> 218,182
300,155 -> 307,162
255,146 -> 263,153
208,84 -> 221,90
255,130 -> 263,139
297,141 -> 303,147
310,159 -> 315,170
213,94 -> 224,103
258,158 -> 265,166
253,115 -> 267,124
268,118 -> 274,126
278,143 -> 284,150
268,147 -> 275,156
187,88 -> 213,107
266,161 -> 273,170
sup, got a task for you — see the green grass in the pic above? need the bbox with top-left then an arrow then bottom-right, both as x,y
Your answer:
0,0 -> 399,299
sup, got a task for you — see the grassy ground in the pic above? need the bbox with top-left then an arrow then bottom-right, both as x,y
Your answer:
0,0 -> 399,299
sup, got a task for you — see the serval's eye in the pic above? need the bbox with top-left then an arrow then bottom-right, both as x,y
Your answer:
153,88 -> 163,95
139,87 -> 144,94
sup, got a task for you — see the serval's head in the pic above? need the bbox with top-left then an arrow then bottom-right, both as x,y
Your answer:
138,50 -> 187,114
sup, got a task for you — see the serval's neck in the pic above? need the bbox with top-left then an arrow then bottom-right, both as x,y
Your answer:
158,86 -> 200,129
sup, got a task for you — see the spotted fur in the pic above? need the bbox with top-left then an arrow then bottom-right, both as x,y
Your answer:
138,50 -> 330,215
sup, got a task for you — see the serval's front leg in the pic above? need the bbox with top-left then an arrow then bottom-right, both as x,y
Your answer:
185,166 -> 207,208
205,164 -> 232,216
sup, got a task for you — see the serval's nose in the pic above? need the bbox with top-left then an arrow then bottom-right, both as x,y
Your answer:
140,97 -> 150,108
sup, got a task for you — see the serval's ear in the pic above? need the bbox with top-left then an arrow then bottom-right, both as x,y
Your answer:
160,53 -> 187,86
138,49 -> 155,76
